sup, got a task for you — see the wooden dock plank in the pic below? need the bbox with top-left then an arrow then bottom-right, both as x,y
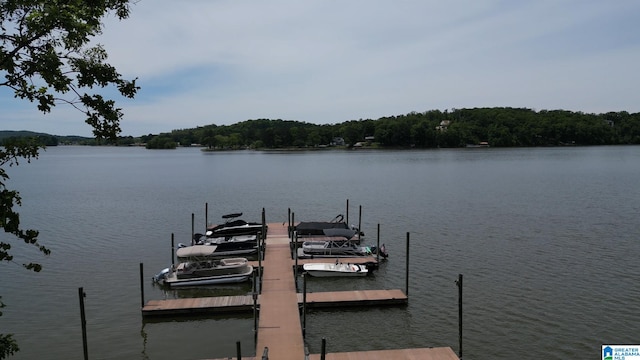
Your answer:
303,289 -> 407,307
255,236 -> 305,360
307,347 -> 460,360
205,346 -> 459,360
142,288 -> 407,317
250,256 -> 379,270
265,222 -> 289,237
141,295 -> 255,316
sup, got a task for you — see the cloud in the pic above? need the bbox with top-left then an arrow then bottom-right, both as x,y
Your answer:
3,0 -> 640,136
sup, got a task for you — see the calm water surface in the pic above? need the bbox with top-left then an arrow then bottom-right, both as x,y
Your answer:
2,145 -> 639,359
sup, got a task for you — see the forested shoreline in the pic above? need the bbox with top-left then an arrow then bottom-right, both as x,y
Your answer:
144,107 -> 640,149
3,107 -> 640,149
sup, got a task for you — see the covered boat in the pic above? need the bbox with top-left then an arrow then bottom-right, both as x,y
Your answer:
295,214 -> 363,239
153,257 -> 253,287
297,240 -> 387,259
303,261 -> 369,277
176,243 -> 258,259
206,212 -> 265,237
193,233 -> 258,246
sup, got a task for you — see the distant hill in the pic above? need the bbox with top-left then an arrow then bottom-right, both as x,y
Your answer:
5,107 -> 640,149
0,130 -> 95,145
153,108 -> 640,149
0,130 -> 49,140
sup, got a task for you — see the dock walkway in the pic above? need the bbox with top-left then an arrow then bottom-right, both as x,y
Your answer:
255,229 -> 305,359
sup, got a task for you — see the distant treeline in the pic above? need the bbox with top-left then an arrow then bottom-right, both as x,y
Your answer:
0,131 -> 60,146
3,107 -> 640,149
147,107 -> 640,149
0,131 -> 132,146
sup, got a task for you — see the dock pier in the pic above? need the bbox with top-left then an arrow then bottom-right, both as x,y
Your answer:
142,222 -> 459,360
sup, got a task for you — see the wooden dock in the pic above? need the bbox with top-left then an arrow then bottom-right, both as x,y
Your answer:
206,347 -> 460,360
142,222 -> 458,360
306,347 -> 461,360
255,234 -> 305,359
142,295 -> 256,316
142,289 -> 407,317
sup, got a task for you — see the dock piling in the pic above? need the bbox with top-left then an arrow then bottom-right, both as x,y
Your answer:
346,199 -> 349,225
258,231 -> 263,293
171,233 -> 175,267
294,230 -> 299,291
456,273 -> 463,359
79,287 -> 88,360
321,337 -> 326,360
376,224 -> 380,264
302,271 -> 307,338
358,205 -> 362,242
253,271 -> 258,339
287,208 -> 291,238
262,207 -> 266,254
290,212 -> 295,241
191,213 -> 195,245
405,232 -> 410,297
139,263 -> 144,308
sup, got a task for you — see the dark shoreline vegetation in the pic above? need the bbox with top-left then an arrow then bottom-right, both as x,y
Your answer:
3,107 -> 640,149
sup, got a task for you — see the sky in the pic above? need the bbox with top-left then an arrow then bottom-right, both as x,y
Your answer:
2,0 -> 640,137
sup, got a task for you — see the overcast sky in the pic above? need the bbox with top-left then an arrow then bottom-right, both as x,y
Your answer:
2,0 -> 640,137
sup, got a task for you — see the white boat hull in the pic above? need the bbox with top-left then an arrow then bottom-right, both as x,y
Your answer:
303,262 -> 368,277
153,258 -> 254,287
297,247 -> 370,259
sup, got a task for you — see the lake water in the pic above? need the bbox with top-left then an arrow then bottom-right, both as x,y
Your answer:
1,145 -> 639,359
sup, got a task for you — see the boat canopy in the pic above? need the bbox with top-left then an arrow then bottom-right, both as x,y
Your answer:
176,245 -> 218,258
295,221 -> 350,235
322,228 -> 358,239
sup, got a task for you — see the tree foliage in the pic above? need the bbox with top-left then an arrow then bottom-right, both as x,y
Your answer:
1,1 -> 138,357
145,135 -> 176,149
152,108 -> 640,150
1,0 -> 139,140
